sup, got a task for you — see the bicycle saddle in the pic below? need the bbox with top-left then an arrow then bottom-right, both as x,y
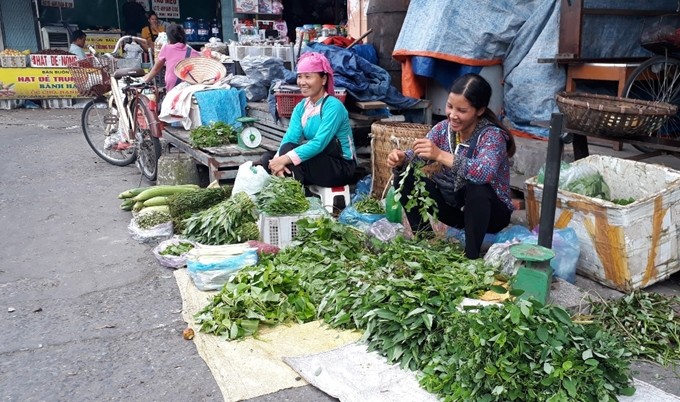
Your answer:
113,68 -> 146,79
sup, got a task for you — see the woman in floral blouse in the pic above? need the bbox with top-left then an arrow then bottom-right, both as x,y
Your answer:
387,73 -> 516,259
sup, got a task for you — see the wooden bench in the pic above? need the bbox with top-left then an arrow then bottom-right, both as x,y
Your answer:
162,126 -> 278,183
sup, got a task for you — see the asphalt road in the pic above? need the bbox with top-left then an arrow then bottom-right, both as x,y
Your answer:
0,109 -> 334,402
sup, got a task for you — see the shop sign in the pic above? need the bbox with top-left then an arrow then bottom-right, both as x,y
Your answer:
152,0 -> 180,19
87,34 -> 122,54
0,68 -> 79,99
41,0 -> 74,7
29,54 -> 78,68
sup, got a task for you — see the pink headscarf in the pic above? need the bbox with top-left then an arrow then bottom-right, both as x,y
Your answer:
296,52 -> 335,94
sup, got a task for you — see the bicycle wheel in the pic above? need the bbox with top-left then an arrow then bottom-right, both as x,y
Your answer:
81,98 -> 136,166
132,99 -> 162,181
623,55 -> 680,153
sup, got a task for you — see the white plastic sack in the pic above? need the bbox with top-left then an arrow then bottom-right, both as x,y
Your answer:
232,161 -> 270,198
128,218 -> 173,244
152,236 -> 196,269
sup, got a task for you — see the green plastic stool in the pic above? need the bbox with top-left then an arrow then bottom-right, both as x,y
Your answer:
510,243 -> 555,305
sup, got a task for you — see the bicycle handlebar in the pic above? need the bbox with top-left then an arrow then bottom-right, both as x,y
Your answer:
105,35 -> 147,58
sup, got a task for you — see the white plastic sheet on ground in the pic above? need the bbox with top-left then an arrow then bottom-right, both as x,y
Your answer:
173,269 -> 362,402
284,343 -> 438,402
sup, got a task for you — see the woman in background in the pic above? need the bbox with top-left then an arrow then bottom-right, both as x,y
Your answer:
142,24 -> 199,91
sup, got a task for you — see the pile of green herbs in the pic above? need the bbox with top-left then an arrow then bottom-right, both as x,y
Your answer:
182,192 -> 259,245
168,186 -> 232,232
135,211 -> 171,229
195,217 -> 635,401
159,242 -> 194,256
256,176 -> 309,216
190,122 -> 237,148
353,196 -> 384,214
586,291 -> 680,367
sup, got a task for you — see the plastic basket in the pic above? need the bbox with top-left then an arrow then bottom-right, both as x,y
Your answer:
67,57 -> 117,97
275,89 -> 347,118
556,92 -> 678,138
258,213 -> 325,248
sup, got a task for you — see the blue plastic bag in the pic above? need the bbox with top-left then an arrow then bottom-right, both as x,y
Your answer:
446,227 -> 498,251
351,175 -> 373,204
494,225 -> 580,284
339,205 -> 385,232
187,249 -> 258,291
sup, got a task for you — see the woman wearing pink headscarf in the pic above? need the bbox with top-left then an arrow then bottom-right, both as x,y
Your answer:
261,52 -> 356,187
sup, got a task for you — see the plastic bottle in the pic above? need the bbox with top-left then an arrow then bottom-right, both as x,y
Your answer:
385,187 -> 403,224
197,19 -> 209,42
210,18 -> 220,38
183,17 -> 197,42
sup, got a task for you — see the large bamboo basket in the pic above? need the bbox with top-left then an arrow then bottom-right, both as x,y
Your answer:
370,122 -> 433,198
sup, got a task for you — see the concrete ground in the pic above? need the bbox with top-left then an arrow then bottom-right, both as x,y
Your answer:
1,108 -> 678,401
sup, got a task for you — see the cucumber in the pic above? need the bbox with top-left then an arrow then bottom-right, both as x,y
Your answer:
118,187 -> 148,199
133,185 -> 200,202
120,198 -> 136,211
143,196 -> 170,207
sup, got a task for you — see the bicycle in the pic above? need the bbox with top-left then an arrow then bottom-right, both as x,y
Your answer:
623,16 -> 680,153
68,36 -> 163,180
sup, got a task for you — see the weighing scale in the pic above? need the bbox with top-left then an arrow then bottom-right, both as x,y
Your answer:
236,117 -> 262,149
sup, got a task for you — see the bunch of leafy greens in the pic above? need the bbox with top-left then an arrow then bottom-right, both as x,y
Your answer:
420,299 -> 635,402
256,176 -> 309,216
182,192 -> 259,244
195,218 -> 635,401
587,291 -> 680,366
190,121 -> 237,148
353,196 -> 385,214
395,161 -> 438,224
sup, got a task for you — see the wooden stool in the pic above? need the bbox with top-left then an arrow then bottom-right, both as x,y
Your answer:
565,62 -> 640,151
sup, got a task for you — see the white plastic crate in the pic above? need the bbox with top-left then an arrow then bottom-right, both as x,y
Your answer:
258,198 -> 328,248
525,155 -> 680,291
0,99 -> 23,110
42,98 -> 73,109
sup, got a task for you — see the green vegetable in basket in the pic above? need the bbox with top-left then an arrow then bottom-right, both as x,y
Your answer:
190,121 -> 238,148
256,176 -> 309,216
159,242 -> 195,256
612,197 -> 635,206
353,196 -> 385,214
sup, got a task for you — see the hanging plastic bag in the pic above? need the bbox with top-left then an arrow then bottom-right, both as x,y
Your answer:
232,161 -> 270,198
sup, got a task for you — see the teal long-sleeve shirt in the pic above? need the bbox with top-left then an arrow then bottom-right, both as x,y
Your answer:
279,95 -> 356,165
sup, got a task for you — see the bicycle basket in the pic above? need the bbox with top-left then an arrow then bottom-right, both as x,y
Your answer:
67,57 -> 117,97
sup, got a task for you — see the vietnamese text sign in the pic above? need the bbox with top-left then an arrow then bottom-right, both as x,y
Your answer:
152,0 -> 180,19
29,54 -> 78,68
86,33 -> 122,54
41,0 -> 74,8
0,68 -> 80,99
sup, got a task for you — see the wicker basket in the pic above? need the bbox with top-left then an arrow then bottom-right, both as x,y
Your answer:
555,92 -> 677,138
67,57 -> 117,98
275,89 -> 347,117
370,122 -> 432,198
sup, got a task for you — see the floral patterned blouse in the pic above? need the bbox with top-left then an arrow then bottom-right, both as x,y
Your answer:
405,119 -> 514,211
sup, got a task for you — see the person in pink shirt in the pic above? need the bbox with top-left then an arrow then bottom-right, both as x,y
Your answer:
142,24 -> 199,91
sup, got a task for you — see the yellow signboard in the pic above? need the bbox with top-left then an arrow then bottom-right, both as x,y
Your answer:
0,68 -> 80,99
86,32 -> 122,55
